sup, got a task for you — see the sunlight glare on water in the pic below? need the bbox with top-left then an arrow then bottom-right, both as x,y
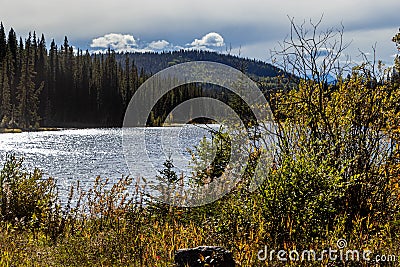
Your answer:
0,126 -> 215,198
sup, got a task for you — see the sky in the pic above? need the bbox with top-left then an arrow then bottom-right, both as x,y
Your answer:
0,0 -> 399,65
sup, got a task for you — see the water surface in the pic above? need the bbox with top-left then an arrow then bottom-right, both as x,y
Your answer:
0,126 -> 214,197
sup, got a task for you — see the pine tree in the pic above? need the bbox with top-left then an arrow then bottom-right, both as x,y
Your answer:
32,31 -> 38,68
47,39 -> 57,121
7,28 -> 17,63
16,33 -> 43,129
0,22 -> 6,62
3,49 -> 16,125
1,64 -> 12,126
123,53 -> 131,107
37,34 -> 50,123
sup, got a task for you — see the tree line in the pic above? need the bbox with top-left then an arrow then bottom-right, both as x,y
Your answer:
0,23 -> 142,128
0,24 -> 219,129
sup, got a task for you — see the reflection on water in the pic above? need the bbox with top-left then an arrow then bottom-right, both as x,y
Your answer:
0,126 -> 214,198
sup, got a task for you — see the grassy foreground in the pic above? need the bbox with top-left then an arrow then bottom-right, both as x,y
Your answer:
0,153 -> 399,267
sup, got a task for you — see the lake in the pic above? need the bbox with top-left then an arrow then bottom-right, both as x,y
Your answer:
0,126 -> 215,198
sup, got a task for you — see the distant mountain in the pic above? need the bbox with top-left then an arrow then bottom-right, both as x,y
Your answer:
113,50 -> 283,80
306,73 -> 337,85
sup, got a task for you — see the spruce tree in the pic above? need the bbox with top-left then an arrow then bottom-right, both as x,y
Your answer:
1,65 -> 12,126
16,33 -> 42,129
37,34 -> 49,123
0,22 -> 6,62
7,29 -> 17,62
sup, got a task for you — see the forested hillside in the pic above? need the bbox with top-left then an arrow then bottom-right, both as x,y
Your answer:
116,50 -> 281,79
0,23 -> 282,129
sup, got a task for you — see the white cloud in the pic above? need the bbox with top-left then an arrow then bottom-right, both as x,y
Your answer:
147,40 -> 170,50
190,32 -> 225,48
90,33 -> 137,51
89,33 -> 226,54
90,35 -> 178,53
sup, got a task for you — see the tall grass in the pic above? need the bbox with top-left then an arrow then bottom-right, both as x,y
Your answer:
0,152 -> 399,266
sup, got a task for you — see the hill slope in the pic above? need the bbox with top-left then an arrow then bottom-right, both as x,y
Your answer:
114,50 -> 282,80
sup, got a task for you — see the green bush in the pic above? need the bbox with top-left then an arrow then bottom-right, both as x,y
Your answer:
0,154 -> 58,232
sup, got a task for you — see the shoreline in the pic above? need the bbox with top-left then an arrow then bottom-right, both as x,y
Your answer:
0,127 -> 61,134
0,123 -> 222,133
